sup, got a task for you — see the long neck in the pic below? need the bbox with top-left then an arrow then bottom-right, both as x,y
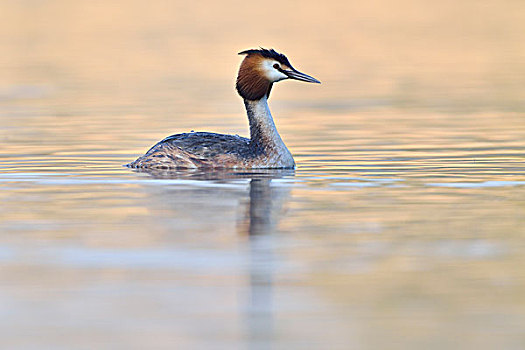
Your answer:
243,97 -> 295,168
245,97 -> 288,152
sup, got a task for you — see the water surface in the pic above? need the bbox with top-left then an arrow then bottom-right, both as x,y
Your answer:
1,1 -> 525,349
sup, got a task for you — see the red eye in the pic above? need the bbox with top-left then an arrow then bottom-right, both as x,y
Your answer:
273,63 -> 280,69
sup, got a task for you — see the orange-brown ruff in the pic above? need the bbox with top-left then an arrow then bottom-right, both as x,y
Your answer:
127,48 -> 320,169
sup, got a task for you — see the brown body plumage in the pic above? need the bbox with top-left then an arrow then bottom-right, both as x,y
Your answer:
126,130 -> 290,169
127,48 -> 320,170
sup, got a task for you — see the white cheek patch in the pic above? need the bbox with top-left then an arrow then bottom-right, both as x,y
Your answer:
261,60 -> 288,82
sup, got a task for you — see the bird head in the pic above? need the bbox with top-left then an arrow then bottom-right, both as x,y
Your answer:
236,48 -> 320,101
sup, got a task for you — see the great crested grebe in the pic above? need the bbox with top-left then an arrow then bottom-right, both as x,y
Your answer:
127,48 -> 320,169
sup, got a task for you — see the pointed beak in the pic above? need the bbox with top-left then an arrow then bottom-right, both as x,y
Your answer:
283,69 -> 321,84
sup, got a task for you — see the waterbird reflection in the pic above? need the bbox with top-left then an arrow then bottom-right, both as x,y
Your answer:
129,167 -> 293,181
240,177 -> 291,349
130,168 -> 292,349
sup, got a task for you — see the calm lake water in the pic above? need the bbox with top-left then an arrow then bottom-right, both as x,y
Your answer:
1,1 -> 525,349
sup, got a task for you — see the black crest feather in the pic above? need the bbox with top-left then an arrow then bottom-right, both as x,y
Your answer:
238,48 -> 294,69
